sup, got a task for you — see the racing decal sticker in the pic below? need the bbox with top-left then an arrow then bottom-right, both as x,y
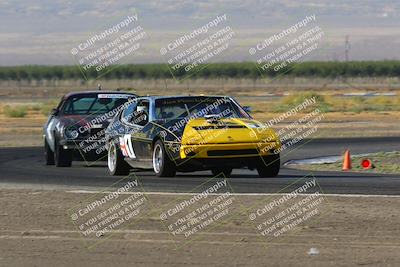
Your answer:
98,94 -> 132,99
119,137 -> 128,157
119,134 -> 136,158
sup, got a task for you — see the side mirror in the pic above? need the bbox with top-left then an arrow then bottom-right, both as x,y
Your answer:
243,106 -> 252,113
50,108 -> 59,116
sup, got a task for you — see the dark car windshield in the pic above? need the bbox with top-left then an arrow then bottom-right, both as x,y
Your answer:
155,97 -> 250,120
61,93 -> 133,115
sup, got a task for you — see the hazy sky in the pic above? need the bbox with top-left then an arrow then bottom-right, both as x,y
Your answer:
1,0 -> 400,65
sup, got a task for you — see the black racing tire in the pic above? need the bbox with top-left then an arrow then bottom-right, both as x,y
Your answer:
211,168 -> 232,177
107,140 -> 131,176
152,140 -> 176,177
54,137 -> 72,167
44,138 -> 55,165
257,154 -> 280,178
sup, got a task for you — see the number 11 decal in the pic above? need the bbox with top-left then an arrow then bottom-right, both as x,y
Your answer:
119,134 -> 136,159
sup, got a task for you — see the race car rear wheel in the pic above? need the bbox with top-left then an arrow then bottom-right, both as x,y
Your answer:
257,154 -> 280,178
44,138 -> 55,165
153,140 -> 176,177
54,137 -> 72,167
108,140 -> 130,176
211,168 -> 232,177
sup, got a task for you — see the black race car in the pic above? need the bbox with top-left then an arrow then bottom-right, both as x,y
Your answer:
43,91 -> 137,167
105,95 -> 281,177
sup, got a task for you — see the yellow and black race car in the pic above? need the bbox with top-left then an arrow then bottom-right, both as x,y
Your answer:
105,95 -> 281,177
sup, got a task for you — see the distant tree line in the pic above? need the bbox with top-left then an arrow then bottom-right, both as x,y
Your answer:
1,61 -> 400,81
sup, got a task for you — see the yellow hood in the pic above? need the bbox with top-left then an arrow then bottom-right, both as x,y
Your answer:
181,118 -> 279,145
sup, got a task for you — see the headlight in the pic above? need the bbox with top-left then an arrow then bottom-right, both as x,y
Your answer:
64,126 -> 79,139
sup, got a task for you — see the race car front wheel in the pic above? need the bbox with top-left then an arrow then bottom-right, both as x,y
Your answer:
153,140 -> 176,177
44,138 -> 55,165
54,137 -> 72,167
257,154 -> 280,178
108,140 -> 130,176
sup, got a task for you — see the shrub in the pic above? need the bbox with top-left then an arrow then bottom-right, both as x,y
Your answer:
3,105 -> 28,118
40,101 -> 58,116
30,104 -> 42,111
275,92 -> 332,112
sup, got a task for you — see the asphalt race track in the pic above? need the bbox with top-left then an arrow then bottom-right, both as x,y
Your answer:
0,137 -> 399,195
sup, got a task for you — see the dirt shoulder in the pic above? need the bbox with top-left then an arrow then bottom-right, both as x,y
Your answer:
0,189 -> 399,266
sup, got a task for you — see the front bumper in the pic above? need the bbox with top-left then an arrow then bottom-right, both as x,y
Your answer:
179,141 -> 280,159
59,139 -> 107,157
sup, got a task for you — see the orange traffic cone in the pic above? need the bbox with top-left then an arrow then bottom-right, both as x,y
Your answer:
342,150 -> 351,171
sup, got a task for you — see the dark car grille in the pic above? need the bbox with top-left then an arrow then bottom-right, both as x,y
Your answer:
89,127 -> 105,137
193,125 -> 246,130
207,149 -> 258,157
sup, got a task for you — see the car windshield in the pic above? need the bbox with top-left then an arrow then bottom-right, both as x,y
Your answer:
155,97 -> 249,119
61,94 -> 133,115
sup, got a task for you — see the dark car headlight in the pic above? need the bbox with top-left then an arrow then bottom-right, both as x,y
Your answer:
64,126 -> 79,140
